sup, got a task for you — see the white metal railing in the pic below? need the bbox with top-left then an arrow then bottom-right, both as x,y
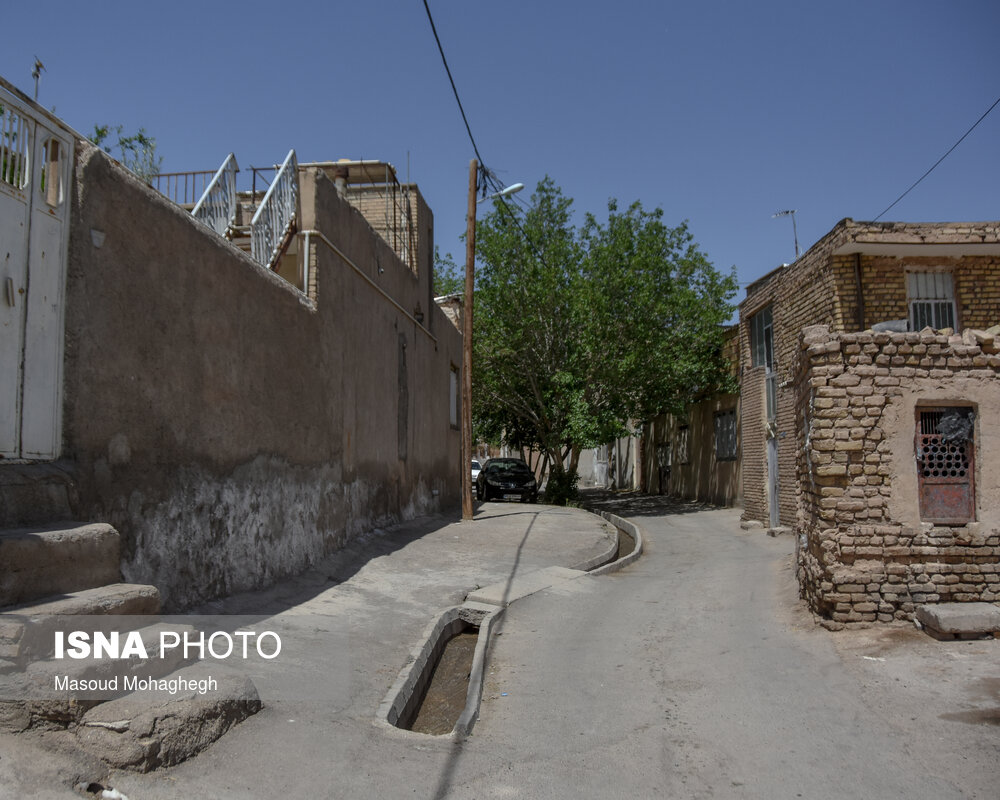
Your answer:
251,149 -> 298,269
191,153 -> 239,237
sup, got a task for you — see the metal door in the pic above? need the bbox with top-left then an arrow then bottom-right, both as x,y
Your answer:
0,87 -> 72,460
766,436 -> 779,528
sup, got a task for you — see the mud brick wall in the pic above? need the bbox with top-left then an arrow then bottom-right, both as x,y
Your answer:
738,228 -> 842,526
833,254 -> 1000,331
795,324 -> 1000,623
740,367 -> 768,522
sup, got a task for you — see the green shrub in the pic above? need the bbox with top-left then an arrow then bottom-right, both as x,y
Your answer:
544,465 -> 579,506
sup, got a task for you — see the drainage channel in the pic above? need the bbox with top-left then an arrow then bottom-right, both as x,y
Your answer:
381,516 -> 641,737
403,628 -> 478,735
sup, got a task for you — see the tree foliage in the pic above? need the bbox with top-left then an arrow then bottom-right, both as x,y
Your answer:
471,178 -> 737,499
90,124 -> 162,183
433,246 -> 464,297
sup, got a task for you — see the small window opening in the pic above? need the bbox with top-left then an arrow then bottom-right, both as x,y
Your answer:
915,406 -> 975,524
1,106 -> 31,190
39,137 -> 65,208
908,272 -> 956,332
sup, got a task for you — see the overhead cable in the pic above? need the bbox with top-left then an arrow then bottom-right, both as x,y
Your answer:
873,94 -> 1000,221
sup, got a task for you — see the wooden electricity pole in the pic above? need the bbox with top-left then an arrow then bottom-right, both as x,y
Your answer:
461,159 -> 478,521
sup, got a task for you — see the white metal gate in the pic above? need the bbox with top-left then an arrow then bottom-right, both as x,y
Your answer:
0,85 -> 73,460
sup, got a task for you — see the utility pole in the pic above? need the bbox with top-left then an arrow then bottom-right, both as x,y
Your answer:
461,159 -> 478,521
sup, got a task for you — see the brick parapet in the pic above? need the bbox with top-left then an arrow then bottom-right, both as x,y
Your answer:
795,323 -> 1000,622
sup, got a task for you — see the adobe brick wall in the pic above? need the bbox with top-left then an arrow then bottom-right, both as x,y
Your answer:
739,219 -> 1000,528
795,324 -> 1000,623
740,368 -> 767,521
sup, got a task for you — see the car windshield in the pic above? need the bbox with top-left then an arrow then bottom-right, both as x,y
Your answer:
471,461 -> 481,470
487,459 -> 531,475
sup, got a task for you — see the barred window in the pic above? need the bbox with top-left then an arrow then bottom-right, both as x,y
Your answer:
714,410 -> 738,461
908,272 -> 956,332
916,406 -> 975,524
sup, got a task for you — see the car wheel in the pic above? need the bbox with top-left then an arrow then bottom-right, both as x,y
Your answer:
476,484 -> 483,500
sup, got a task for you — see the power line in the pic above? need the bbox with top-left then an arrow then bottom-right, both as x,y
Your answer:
873,94 -> 1000,221
421,0 -> 486,176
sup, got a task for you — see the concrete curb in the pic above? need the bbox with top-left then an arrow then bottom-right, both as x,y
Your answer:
377,506 -> 643,742
588,511 -> 645,576
454,602 -> 505,737
570,519 -> 620,572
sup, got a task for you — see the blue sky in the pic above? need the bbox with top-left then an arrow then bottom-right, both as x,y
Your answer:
3,1 -> 997,296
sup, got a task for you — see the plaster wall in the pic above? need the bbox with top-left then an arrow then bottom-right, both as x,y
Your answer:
59,144 -> 462,609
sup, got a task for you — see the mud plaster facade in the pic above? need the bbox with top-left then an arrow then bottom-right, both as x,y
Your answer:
640,326 -> 741,506
23,143 -> 463,610
739,219 -> 1000,531
795,324 -> 1000,621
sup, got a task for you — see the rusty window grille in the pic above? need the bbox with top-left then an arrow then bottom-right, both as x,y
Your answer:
915,406 -> 975,524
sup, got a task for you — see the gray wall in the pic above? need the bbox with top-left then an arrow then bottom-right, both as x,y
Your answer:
62,145 -> 462,609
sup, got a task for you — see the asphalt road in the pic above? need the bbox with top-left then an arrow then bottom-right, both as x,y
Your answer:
9,497 -> 998,799
435,497 -> 1000,799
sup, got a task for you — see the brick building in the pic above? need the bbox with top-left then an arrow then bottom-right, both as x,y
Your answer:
738,218 -> 1000,531
737,217 -> 1000,621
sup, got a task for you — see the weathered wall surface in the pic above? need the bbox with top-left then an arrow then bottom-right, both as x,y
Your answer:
795,324 -> 1000,623
642,394 -> 741,507
61,145 -> 462,609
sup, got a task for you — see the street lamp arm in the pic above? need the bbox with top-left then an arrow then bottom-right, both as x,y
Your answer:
477,182 -> 524,204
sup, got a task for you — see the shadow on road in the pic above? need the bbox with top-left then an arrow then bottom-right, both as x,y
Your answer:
431,511 -> 539,800
578,488 -> 726,518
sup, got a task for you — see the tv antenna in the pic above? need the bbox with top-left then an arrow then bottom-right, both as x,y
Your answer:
32,57 -> 45,101
772,209 -> 800,260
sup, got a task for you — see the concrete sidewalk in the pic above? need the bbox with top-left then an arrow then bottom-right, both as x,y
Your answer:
1,502 -> 618,799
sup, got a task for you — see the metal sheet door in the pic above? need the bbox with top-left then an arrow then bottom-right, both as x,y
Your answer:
0,86 -> 72,461
0,100 -> 33,457
21,124 -> 71,458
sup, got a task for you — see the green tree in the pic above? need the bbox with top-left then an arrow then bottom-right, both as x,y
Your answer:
472,178 -> 736,503
433,246 -> 464,296
90,124 -> 162,183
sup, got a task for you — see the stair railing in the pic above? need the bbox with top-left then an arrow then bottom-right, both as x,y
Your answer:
191,153 -> 239,237
251,149 -> 298,269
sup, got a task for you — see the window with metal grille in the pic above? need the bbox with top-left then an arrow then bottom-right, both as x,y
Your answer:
714,410 -> 738,460
750,306 -> 773,369
908,272 -> 956,332
915,406 -> 975,524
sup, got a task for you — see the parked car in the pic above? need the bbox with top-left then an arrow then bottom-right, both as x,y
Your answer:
470,459 -> 482,488
475,458 -> 538,503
